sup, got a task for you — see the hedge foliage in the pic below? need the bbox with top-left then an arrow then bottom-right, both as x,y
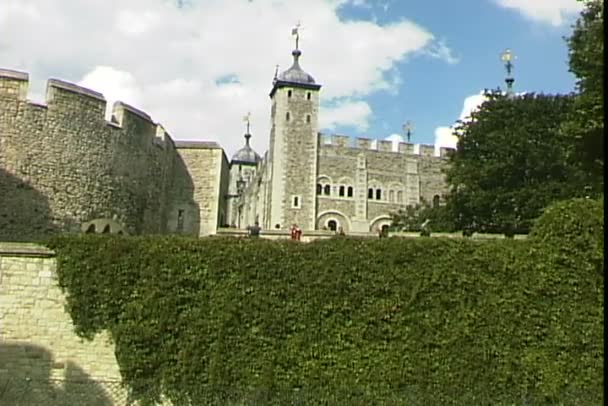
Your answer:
530,196 -> 604,276
47,202 -> 604,405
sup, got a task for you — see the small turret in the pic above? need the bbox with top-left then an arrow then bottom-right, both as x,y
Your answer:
231,113 -> 260,165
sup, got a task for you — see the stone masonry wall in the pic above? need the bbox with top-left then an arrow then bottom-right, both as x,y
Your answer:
171,143 -> 228,236
0,69 -> 177,241
316,138 -> 452,231
0,243 -> 127,405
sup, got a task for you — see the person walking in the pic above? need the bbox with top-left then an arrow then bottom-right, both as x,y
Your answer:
247,221 -> 261,237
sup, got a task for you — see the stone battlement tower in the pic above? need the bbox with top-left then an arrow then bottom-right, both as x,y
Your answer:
266,41 -> 321,231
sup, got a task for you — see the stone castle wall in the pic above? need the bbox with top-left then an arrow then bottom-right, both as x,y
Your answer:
0,68 -> 227,240
0,243 -> 128,404
171,142 -> 229,236
0,69 -> 177,240
315,134 -> 452,232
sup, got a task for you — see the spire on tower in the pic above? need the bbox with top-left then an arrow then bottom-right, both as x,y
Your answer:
243,111 -> 251,138
291,21 -> 301,50
500,48 -> 516,97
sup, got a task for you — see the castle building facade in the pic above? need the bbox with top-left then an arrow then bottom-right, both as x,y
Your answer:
0,45 -> 452,241
226,46 -> 453,234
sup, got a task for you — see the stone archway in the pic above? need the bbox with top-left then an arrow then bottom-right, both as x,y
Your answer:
316,210 -> 350,233
80,218 -> 128,235
369,215 -> 392,233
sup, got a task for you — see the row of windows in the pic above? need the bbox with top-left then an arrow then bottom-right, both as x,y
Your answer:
287,89 -> 313,100
316,184 -> 442,206
285,112 -> 311,123
317,184 -> 354,198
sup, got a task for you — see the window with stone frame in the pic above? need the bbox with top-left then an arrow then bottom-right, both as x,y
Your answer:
347,186 -> 354,197
292,195 -> 301,209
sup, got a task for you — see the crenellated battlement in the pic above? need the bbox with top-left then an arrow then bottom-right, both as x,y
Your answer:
0,68 -> 170,148
318,133 -> 454,158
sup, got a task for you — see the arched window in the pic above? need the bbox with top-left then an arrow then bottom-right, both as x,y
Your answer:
389,190 -> 395,202
397,191 -> 403,203
327,220 -> 338,231
368,188 -> 374,199
347,186 -> 353,197
286,112 -> 290,121
316,184 -> 322,194
433,194 -> 440,207
339,186 -> 345,197
324,184 -> 331,195
376,188 -> 382,200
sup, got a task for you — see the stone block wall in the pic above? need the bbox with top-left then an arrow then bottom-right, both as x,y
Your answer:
0,69 -> 179,240
315,137 -> 452,231
0,243 -> 127,404
172,142 -> 229,236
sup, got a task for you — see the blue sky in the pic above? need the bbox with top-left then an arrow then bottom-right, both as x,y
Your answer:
332,0 -> 581,146
0,0 -> 584,155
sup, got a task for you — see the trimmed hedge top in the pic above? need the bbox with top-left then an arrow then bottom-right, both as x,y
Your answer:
47,199 -> 604,405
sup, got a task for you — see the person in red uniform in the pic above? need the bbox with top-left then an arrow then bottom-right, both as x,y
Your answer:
290,223 -> 302,241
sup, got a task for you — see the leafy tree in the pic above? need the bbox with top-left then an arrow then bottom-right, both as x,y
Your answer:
445,92 -> 588,234
390,201 -> 457,233
564,0 -> 604,189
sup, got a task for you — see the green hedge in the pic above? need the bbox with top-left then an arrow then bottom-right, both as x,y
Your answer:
530,196 -> 604,276
47,215 -> 603,404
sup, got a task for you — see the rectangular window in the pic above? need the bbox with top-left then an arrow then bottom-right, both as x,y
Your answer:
339,186 -> 345,197
292,195 -> 301,209
307,92 -> 311,100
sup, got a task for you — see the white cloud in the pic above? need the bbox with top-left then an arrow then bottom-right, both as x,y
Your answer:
78,66 -> 142,119
423,39 -> 460,65
434,92 -> 489,152
0,0 -> 455,157
493,0 -> 583,26
320,99 -> 372,131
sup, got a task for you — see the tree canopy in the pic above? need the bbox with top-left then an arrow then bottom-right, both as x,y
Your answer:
564,0 -> 604,189
444,92 -> 587,234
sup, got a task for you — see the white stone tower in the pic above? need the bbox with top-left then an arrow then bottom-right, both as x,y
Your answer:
266,35 -> 321,231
